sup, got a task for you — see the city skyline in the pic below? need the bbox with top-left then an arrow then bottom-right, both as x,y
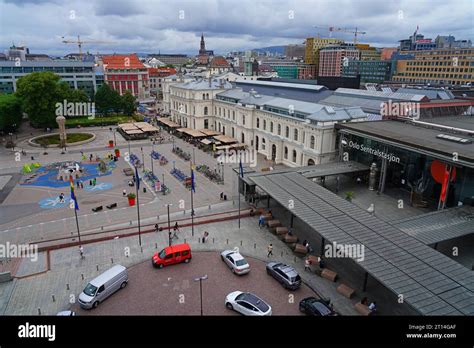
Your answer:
1,0 -> 473,56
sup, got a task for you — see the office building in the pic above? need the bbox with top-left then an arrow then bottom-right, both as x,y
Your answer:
342,60 -> 393,83
318,45 -> 360,77
305,37 -> 344,77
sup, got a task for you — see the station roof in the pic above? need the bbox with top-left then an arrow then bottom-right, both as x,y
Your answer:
250,171 -> 474,315
394,206 -> 474,245
336,120 -> 474,168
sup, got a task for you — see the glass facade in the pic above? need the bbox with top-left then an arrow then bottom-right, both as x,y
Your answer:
341,133 -> 474,208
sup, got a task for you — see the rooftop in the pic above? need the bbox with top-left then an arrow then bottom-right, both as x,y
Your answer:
102,54 -> 145,70
175,78 -> 233,90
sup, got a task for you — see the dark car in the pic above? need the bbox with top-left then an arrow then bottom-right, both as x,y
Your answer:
266,262 -> 301,290
299,297 -> 337,316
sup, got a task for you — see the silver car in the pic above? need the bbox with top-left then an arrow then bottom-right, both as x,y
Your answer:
225,291 -> 272,316
220,249 -> 250,275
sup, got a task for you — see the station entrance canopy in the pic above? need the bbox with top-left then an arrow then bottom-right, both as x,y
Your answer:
249,171 -> 474,315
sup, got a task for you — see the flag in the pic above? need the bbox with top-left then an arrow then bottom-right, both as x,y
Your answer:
135,166 -> 140,190
191,164 -> 196,193
440,166 -> 450,203
239,157 -> 244,178
69,175 -> 79,210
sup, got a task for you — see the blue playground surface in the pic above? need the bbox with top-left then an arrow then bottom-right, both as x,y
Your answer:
38,195 -> 71,209
20,161 -> 116,188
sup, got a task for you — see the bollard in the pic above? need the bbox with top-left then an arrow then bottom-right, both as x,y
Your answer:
101,226 -> 104,230
38,308 -> 41,315
52,295 -> 55,302
294,256 -> 297,263
96,265 -> 99,271
183,210 -> 186,215
226,239 -> 228,244
157,216 -> 160,220
111,258 -> 114,264
155,243 -> 157,249
240,240 -> 243,246
184,238 -> 186,244
281,251 -> 283,257
208,205 -> 211,210
129,221 -> 132,225
254,243 -> 256,249
198,237 -> 200,243
212,238 -> 215,244
141,247 -> 143,253
66,284 -> 70,291
81,274 -> 84,280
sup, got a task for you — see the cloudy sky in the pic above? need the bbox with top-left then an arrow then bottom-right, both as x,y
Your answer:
0,0 -> 472,56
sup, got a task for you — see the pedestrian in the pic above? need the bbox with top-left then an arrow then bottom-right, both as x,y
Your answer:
123,189 -> 127,196
318,256 -> 325,269
173,222 -> 179,239
93,178 -> 96,186
80,181 -> 84,189
76,180 -> 79,188
258,214 -> 265,228
304,257 -> 312,272
268,210 -> 273,219
79,245 -> 84,259
220,192 -> 224,200
302,239 -> 307,247
356,177 -> 362,185
155,224 -> 159,232
361,297 -> 368,306
335,176 -> 340,194
89,154 -> 93,161
288,228 -> 293,236
368,301 -> 377,313
59,193 -> 65,203
267,244 -> 273,257
202,231 -> 209,243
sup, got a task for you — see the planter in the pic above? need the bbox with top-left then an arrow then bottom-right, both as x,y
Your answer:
128,197 -> 136,206
114,148 -> 120,158
109,140 -> 114,148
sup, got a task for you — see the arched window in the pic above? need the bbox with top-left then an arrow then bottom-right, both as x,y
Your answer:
204,106 -> 208,116
206,93 -> 209,99
310,135 -> 315,149
277,124 -> 281,135
256,118 -> 260,128
202,93 -> 205,100
294,128 -> 298,141
284,146 -> 288,159
285,126 -> 289,138
241,133 -> 245,143
292,150 -> 297,162
262,138 -> 266,150
263,120 -> 266,130
270,122 -> 274,133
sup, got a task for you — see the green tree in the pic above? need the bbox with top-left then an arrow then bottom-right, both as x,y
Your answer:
0,94 -> 22,132
68,88 -> 89,103
16,72 -> 71,128
94,84 -> 121,115
121,91 -> 137,116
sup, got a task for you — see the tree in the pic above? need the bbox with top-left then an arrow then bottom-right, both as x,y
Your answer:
0,94 -> 22,132
121,91 -> 137,116
94,84 -> 121,115
16,72 -> 71,128
68,88 -> 89,103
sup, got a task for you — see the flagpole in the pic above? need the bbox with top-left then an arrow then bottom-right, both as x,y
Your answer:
238,154 -> 241,229
135,166 -> 142,246
69,175 -> 82,244
190,161 -> 194,237
74,208 -> 82,244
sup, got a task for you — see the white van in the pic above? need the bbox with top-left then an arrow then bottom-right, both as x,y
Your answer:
78,265 -> 128,309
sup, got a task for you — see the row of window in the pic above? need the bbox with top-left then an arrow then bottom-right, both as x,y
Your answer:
407,60 -> 471,66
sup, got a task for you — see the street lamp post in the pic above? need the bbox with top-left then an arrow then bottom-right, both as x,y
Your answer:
194,274 -> 208,316
162,173 -> 165,187
113,128 -> 117,147
141,149 -> 145,173
8,132 -> 13,151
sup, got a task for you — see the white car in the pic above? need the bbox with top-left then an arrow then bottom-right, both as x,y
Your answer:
225,291 -> 272,316
220,249 -> 250,275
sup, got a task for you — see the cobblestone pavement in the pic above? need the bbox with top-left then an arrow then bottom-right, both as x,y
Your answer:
0,215 -> 359,316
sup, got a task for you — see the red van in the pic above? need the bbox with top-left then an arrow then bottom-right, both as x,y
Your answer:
152,243 -> 192,268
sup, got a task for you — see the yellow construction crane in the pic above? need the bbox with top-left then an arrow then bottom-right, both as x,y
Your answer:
61,35 -> 115,59
313,26 -> 366,44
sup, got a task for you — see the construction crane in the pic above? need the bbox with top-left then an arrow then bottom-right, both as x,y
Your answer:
313,26 -> 366,44
61,35 -> 115,59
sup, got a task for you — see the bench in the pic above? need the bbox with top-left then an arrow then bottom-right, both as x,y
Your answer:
321,269 -> 338,282
92,206 -> 103,212
275,227 -> 288,236
354,303 -> 373,316
337,284 -> 355,299
293,243 -> 308,255
106,203 -> 118,209
267,219 -> 281,229
283,234 -> 298,243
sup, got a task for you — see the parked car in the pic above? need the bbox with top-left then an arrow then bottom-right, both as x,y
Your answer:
152,243 -> 192,268
220,249 -> 250,275
78,265 -> 128,309
225,291 -> 272,316
299,297 -> 337,316
266,262 -> 301,290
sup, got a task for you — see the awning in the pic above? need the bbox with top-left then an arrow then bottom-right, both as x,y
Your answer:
198,129 -> 221,136
118,123 -> 138,130
124,129 -> 144,135
157,118 -> 181,128
201,139 -> 212,145
214,135 -> 238,144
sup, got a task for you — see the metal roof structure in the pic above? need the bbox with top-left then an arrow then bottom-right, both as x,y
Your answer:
334,88 -> 430,102
319,95 -> 384,114
234,79 -> 327,91
336,120 -> 474,168
250,171 -> 474,315
394,206 -> 474,245
396,88 -> 455,100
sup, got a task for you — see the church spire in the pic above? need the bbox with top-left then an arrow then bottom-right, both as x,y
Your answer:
199,33 -> 206,54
